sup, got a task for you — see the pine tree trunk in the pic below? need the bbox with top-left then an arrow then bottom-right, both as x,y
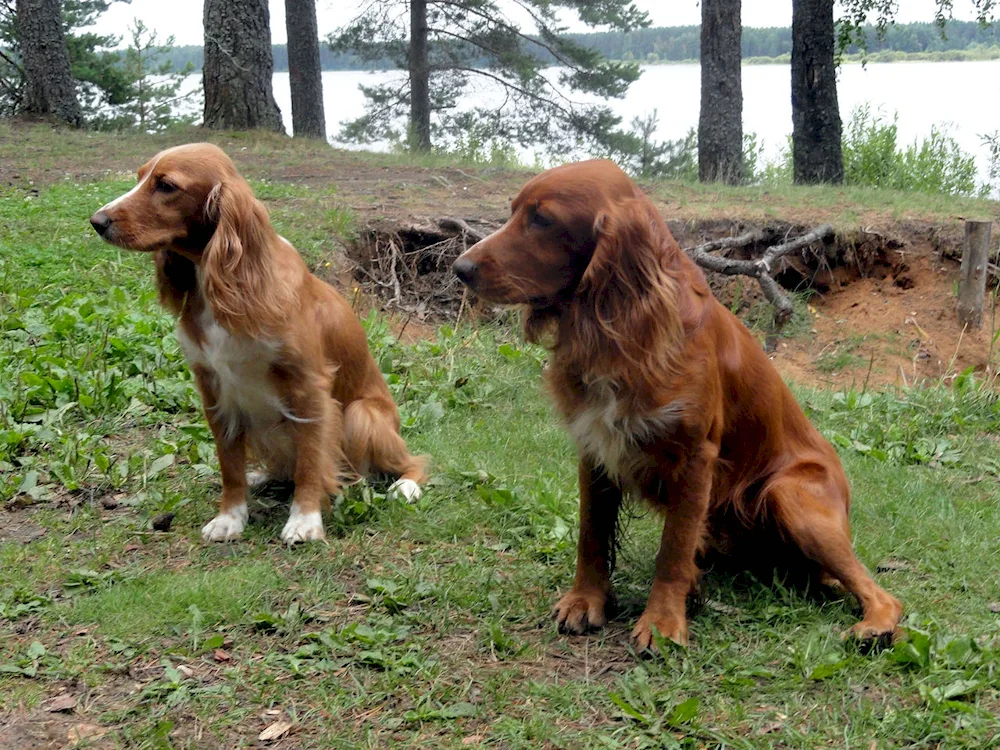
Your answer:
16,0 -> 82,126
409,0 -> 431,151
698,0 -> 742,184
203,0 -> 283,132
285,0 -> 326,138
791,0 -> 843,184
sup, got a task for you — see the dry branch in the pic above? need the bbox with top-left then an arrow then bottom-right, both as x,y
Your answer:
683,224 -> 834,325
353,217 -> 835,325
438,217 -> 487,244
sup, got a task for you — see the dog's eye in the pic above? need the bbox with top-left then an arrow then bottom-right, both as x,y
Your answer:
531,211 -> 553,229
155,179 -> 177,194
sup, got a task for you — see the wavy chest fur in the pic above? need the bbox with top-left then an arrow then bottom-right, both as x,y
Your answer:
176,302 -> 294,440
566,380 -> 686,483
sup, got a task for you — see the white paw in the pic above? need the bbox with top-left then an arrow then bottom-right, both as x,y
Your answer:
280,503 -> 325,544
388,478 -> 423,503
246,471 -> 269,489
201,503 -> 248,542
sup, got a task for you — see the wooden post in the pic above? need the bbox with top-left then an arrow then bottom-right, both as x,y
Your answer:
957,220 -> 992,329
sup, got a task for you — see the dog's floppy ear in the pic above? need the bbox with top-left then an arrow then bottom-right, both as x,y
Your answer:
568,197 -> 684,384
201,178 -> 288,336
577,198 -> 662,303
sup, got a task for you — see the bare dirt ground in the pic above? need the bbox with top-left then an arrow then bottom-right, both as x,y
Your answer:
3,119 -> 998,389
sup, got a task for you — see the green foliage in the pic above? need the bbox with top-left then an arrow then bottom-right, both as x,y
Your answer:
608,112 -> 698,180
0,0 -> 132,119
62,0 -> 134,113
328,0 -> 652,156
437,132 -> 525,169
0,3 -> 195,130
841,105 -> 982,196
805,371 -> 1000,468
837,0 -> 997,60
90,19 -> 197,132
982,129 -> 1000,195
154,19 -> 1000,73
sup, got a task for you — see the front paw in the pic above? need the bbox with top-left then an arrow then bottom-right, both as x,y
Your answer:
280,503 -> 326,544
388,478 -> 423,503
201,503 -> 248,542
631,610 -> 688,652
552,588 -> 608,634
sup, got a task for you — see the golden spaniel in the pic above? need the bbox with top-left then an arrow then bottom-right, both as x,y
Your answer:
91,144 -> 426,543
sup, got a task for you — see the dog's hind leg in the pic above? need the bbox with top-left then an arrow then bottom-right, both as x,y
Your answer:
343,397 -> 427,501
767,466 -> 902,648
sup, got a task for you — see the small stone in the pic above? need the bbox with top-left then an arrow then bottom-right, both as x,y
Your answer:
151,512 -> 175,532
44,693 -> 77,712
258,720 -> 293,742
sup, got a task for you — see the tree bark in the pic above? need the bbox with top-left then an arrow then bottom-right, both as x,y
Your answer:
409,0 -> 431,151
16,0 -> 82,126
957,220 -> 992,329
285,0 -> 326,138
203,0 -> 283,132
698,0 -> 743,184
791,0 -> 843,184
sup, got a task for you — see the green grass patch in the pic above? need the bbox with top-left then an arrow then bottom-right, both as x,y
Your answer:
1,168 -> 999,747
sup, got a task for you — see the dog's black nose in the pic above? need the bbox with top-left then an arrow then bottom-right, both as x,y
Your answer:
453,257 -> 478,287
90,211 -> 112,236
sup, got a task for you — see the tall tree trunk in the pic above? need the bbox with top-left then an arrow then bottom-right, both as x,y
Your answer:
16,0 -> 82,126
203,0 -> 283,132
791,0 -> 843,184
698,0 -> 743,184
285,0 -> 326,138
409,0 -> 431,151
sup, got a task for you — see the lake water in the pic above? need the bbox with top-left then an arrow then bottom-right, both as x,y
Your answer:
191,61 -> 1000,183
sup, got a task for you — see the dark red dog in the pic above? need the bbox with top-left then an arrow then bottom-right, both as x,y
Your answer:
453,160 -> 901,651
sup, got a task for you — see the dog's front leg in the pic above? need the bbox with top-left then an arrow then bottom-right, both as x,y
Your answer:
281,374 -> 341,544
632,443 -> 717,651
194,365 -> 250,542
552,459 -> 622,633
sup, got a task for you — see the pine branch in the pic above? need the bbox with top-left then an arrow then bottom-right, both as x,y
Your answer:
0,47 -> 25,76
432,0 -> 581,68
443,64 -> 575,118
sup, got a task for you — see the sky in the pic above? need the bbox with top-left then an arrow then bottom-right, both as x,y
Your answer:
91,0 -> 985,47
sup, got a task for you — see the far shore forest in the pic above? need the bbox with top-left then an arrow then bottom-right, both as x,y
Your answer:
162,19 -> 1000,72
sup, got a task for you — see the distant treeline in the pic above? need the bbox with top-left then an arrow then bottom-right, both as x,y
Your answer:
163,20 -> 999,73
165,45 -> 396,72
575,19 -> 999,62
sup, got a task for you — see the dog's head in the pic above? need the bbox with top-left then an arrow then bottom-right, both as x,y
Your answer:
89,143 -> 267,258
452,159 -> 645,306
91,144 -> 287,336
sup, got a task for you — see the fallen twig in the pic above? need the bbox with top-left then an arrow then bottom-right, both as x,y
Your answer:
438,217 -> 486,244
684,224 -> 835,325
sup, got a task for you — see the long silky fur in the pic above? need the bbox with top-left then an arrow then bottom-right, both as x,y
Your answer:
154,249 -> 198,316
201,179 -> 292,338
524,196 -> 687,405
526,196 -> 691,572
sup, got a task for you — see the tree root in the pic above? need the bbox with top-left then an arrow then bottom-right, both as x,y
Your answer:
685,224 -> 835,324
352,217 -> 835,325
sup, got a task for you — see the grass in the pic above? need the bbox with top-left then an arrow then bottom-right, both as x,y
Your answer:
815,336 -> 869,374
2,136 -> 1000,748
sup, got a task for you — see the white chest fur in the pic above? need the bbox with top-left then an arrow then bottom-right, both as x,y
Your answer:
567,382 -> 684,482
176,305 -> 293,438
